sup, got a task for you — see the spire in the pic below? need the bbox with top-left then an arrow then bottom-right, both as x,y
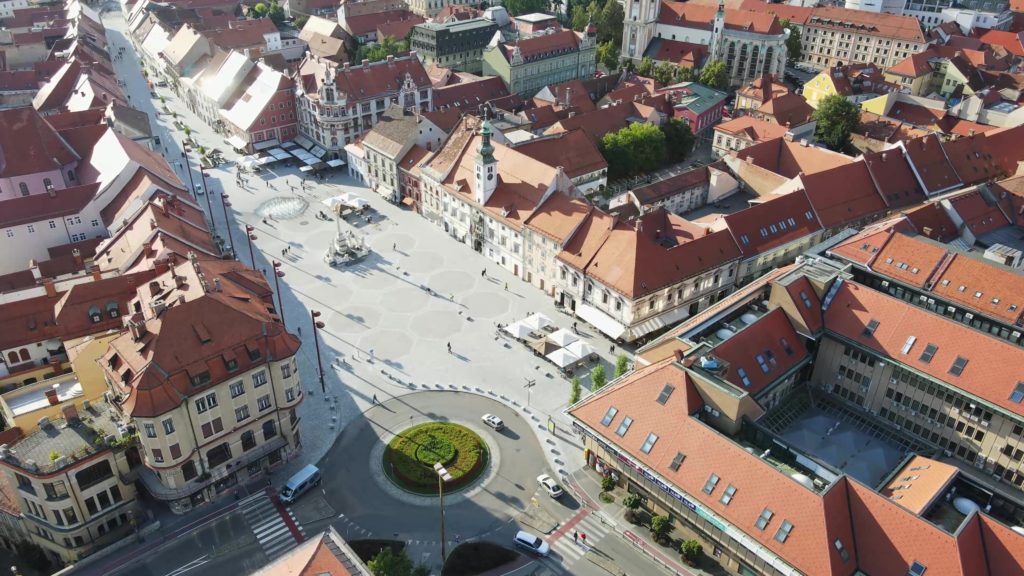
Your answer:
717,0 -> 724,15
478,111 -> 495,164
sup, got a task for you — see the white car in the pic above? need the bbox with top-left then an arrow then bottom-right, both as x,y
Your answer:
537,474 -> 564,498
481,414 -> 504,430
513,530 -> 550,556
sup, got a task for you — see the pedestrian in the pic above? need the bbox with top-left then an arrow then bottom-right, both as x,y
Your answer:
369,348 -> 375,362
372,394 -> 378,404
447,342 -> 452,354
481,269 -> 486,278
504,282 -> 508,291
581,533 -> 587,545
572,322 -> 578,334
610,344 -> 616,354
573,530 -> 578,543
297,326 -> 302,336
281,248 -> 286,256
392,242 -> 396,251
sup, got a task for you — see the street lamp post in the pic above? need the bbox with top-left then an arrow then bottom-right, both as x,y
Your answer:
311,310 -> 325,393
220,189 -> 235,258
245,225 -> 257,267
272,261 -> 286,331
524,378 -> 536,407
200,167 -> 216,233
433,463 -> 453,561
180,139 -> 196,195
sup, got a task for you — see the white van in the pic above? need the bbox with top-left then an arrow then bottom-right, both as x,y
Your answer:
279,464 -> 321,504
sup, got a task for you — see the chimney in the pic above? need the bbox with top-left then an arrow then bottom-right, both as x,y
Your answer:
881,152 -> 887,161
362,59 -> 369,67
43,280 -> 56,298
61,404 -> 79,423
91,267 -> 102,281
29,259 -> 41,280
47,186 -> 56,198
386,54 -> 395,63
968,129 -> 975,137
213,278 -> 222,292
45,388 -> 59,406
72,248 -> 82,267
409,50 -> 417,58
143,242 -> 155,259
343,61 -> 350,71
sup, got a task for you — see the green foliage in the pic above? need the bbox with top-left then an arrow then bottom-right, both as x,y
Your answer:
294,14 -> 309,29
183,126 -> 192,137
571,0 -> 599,31
590,364 -> 608,390
699,60 -> 729,90
676,65 -> 695,82
252,2 -> 267,16
357,36 -> 409,64
369,547 -> 414,576
570,376 -> 582,404
636,56 -> 654,77
781,19 -> 802,64
653,61 -> 677,87
49,450 -> 60,462
599,491 -> 615,503
813,94 -> 860,151
503,0 -> 548,16
384,423 -> 487,493
620,58 -> 635,73
600,122 -> 666,179
650,515 -> 674,541
600,474 -> 616,492
614,354 -> 629,378
661,118 -> 695,164
681,539 -> 704,563
622,492 -> 643,511
597,0 -> 624,46
597,41 -> 620,71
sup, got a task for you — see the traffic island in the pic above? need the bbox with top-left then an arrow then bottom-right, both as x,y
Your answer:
383,422 -> 488,495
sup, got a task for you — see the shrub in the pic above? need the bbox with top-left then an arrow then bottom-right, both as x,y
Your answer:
569,377 -> 581,404
599,492 -> 614,503
681,539 -> 704,565
49,451 -> 60,462
614,354 -> 629,378
384,423 -> 487,494
600,474 -> 616,493
591,365 -> 607,389
622,492 -> 643,511
650,515 -> 674,543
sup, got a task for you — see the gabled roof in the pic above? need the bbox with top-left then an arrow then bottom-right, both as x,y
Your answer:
432,75 -> 509,110
756,93 -> 814,127
0,291 -> 63,352
945,186 -> 1011,237
657,2 -> 783,35
710,308 -> 809,396
799,161 -> 887,229
631,164 -> 713,205
901,134 -> 961,195
714,115 -> 788,142
54,270 -> 161,341
0,106 -> 78,178
533,79 -> 596,112
494,30 -> 582,64
886,51 -> 933,78
901,203 -> 958,242
723,191 -> 821,257
737,74 -> 789,104
343,9 -> 419,37
977,30 -> 1024,57
512,129 -> 606,179
870,231 -> 947,289
862,148 -> 926,208
644,38 -> 708,69
0,183 -> 100,229
735,137 -> 852,179
823,280 -> 1024,418
328,54 -> 432,101
524,191 -> 591,244
805,5 -> 926,43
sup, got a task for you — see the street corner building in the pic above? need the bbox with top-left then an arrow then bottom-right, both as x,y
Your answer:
482,25 -> 598,97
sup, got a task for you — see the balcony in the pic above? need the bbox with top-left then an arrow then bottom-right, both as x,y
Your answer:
136,436 -> 287,501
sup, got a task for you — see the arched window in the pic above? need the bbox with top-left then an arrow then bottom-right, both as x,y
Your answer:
106,302 -> 119,319
88,305 -> 102,323
6,352 -> 17,364
262,420 -> 277,441
18,183 -> 28,196
18,349 -> 30,362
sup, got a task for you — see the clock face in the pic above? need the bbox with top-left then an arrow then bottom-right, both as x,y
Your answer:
487,173 -> 494,181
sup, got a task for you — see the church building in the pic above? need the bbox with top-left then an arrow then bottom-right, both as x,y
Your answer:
623,0 -> 788,87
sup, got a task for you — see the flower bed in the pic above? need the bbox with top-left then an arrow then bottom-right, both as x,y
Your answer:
384,423 -> 488,494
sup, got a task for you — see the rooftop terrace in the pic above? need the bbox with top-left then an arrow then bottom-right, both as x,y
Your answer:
1,401 -> 129,475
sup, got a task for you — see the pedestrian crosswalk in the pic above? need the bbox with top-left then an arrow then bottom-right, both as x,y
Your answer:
547,510 -> 611,567
239,491 -> 304,560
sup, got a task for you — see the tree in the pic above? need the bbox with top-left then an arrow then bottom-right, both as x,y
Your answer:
600,474 -> 616,492
294,14 -> 309,29
571,0 -> 599,31
597,41 -> 620,70
252,1 -> 267,17
614,353 -> 629,378
600,122 -> 666,178
265,0 -> 286,25
368,547 -> 428,576
781,19 -> 802,64
357,36 -> 409,64
650,515 -> 674,543
503,0 -> 548,16
183,126 -> 192,138
813,94 -> 860,151
681,539 -> 704,565
699,60 -> 729,90
622,492 -> 643,523
636,56 -> 655,77
15,540 -> 52,573
661,118 -> 695,164
676,65 -> 695,82
596,0 -> 624,47
653,61 -> 677,87
591,365 -> 607,390
570,376 -> 582,404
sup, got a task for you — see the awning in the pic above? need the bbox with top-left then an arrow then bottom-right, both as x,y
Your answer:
629,305 -> 692,339
401,197 -> 414,206
547,348 -> 581,368
281,141 -> 299,149
309,146 -> 327,159
226,135 -> 248,150
253,138 -> 280,151
300,165 -> 314,173
293,135 -> 315,150
547,328 -> 578,347
577,303 -> 627,340
326,159 -> 346,168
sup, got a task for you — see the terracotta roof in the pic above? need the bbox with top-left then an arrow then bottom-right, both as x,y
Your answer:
658,2 -> 783,35
887,51 -> 933,78
203,18 -> 279,51
524,192 -> 591,243
901,134 -> 961,195
715,115 -> 788,142
646,38 -> 708,69
96,193 -> 216,273
735,137 -> 853,179
901,203 -> 958,242
870,231 -> 947,288
931,253 -> 1024,326
855,111 -> 930,147
0,106 -> 78,178
251,526 -> 371,575
631,164 -> 712,205
432,75 -> 510,110
376,17 -> 422,41
344,9 -> 419,37
512,129 -> 606,179
783,275 -> 824,334
806,5 -> 926,43
723,191 -> 821,257
979,515 -> 1024,575
0,70 -> 39,91
824,280 -> 1024,418
862,148 -> 926,208
710,308 -> 809,395
434,5 -> 483,21
54,270 -> 161,341
534,79 -> 596,112
945,186 -> 1011,237
757,93 -> 814,127
799,161 -> 887,229
977,30 -> 1024,57
548,101 -> 641,145
737,74 -> 789,104
496,30 -> 582,64
0,182 -> 100,229
419,108 -> 462,133
0,292 -> 63,352
108,261 -> 299,418
737,0 -> 812,25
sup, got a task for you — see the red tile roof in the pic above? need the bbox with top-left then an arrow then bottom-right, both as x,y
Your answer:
710,308 -> 809,395
376,16 -> 425,41
630,164 -> 713,205
723,191 -> 821,257
783,275 -> 823,334
871,231 -> 947,288
901,203 -> 958,242
806,5 -> 926,43
799,161 -> 887,229
930,252 -> 1024,326
0,183 -> 100,229
498,30 -> 582,63
524,192 -> 592,243
756,93 -> 814,127
0,106 -> 78,178
737,0 -> 812,25
512,129 -> 606,179
0,70 -> 39,91
54,270 -> 161,341
977,30 -> 1024,57
534,79 -> 596,112
658,2 -> 783,35
735,137 -> 853,179
736,74 -> 789,105
648,39 -> 707,68
0,293 -> 63,352
946,187 -> 1011,237
324,54 -> 432,103
979,515 -> 1024,575
862,148 -> 926,208
432,75 -> 510,110
715,115 -> 788,142
824,280 -> 1024,418
343,9 -> 418,37
901,134 -> 961,195
886,51 -> 933,78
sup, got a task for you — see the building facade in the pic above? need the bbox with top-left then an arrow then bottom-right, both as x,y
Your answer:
481,28 -> 598,97
410,18 -> 499,74
799,6 -> 928,70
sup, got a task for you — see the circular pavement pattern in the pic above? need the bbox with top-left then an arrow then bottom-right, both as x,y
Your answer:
332,305 -> 383,334
401,251 -> 445,274
409,310 -> 464,341
358,329 -> 414,359
380,286 -> 431,313
254,196 -> 309,220
429,269 -> 476,296
462,290 -> 512,319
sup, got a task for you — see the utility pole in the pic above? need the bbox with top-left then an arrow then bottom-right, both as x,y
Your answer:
524,378 -> 536,407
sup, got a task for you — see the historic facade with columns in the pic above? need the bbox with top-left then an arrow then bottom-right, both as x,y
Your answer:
623,0 -> 788,87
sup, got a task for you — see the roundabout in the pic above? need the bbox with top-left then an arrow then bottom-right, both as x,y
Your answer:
383,422 -> 488,494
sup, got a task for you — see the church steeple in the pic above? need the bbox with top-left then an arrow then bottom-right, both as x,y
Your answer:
474,114 -> 497,204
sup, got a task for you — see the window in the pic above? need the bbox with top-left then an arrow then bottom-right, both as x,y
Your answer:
195,396 -> 208,414
207,443 -> 232,468
834,539 -> 850,562
190,371 -> 211,387
948,356 -> 968,377
669,452 -> 686,471
252,371 -> 268,387
43,481 -> 68,500
201,417 -> 224,438
774,520 -> 794,543
737,367 -> 751,387
152,448 -> 164,463
230,381 -> 245,398
640,433 -> 658,454
720,484 -> 737,505
756,354 -> 770,374
901,336 -> 917,355
908,561 -> 927,576
258,395 -> 272,411
780,337 -> 794,356
703,473 -> 720,494
144,423 -> 156,438
241,430 -> 256,451
75,461 -> 113,490
656,384 -> 674,405
755,508 -> 773,530
601,407 -> 619,426
235,406 -> 250,422
224,357 -> 238,372
263,420 -> 277,440
615,416 -> 633,437
286,387 -> 296,402
170,444 -> 181,459
162,418 -> 174,434
799,291 -> 812,308
919,344 -> 937,363
864,319 -> 880,337
1010,382 -> 1024,404
282,363 -> 292,378
18,182 -> 28,196
64,507 -> 78,525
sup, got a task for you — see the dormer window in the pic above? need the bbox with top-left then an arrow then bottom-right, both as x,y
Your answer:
106,302 -> 119,319
88,305 -> 102,324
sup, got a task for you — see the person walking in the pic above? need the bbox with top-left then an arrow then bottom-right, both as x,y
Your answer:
481,269 -> 486,278
447,342 -> 452,354
580,533 -> 587,545
372,394 -> 378,404
573,530 -> 578,543
504,282 -> 508,291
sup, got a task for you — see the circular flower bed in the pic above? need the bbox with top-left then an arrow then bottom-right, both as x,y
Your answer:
384,423 -> 488,494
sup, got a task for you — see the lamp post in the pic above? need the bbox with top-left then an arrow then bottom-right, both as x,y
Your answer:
245,225 -> 257,267
311,310 -> 325,393
433,463 -> 453,561
272,261 -> 286,331
524,378 -> 536,407
180,139 -> 196,197
220,189 -> 234,258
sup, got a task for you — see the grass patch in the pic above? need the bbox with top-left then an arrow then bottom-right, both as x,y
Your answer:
384,422 -> 488,494
600,492 -> 615,503
349,539 -> 405,563
442,542 -> 520,576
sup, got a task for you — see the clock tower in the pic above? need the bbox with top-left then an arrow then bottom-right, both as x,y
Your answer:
474,118 -> 498,204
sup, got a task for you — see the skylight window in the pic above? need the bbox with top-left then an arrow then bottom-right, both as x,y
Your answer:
656,384 -> 675,405
908,561 -> 927,576
601,406 -> 618,426
787,217 -> 796,227
774,520 -> 794,543
900,335 -> 917,355
756,354 -> 770,374
834,539 -> 850,562
958,285 -> 966,292
992,298 -> 1000,304
940,279 -> 950,286
780,337 -> 794,356
799,291 -> 812,308
703,473 -> 720,495
640,432 -> 658,454
615,416 -> 633,437
669,452 -> 685,471
737,367 -> 751,387
719,484 -> 737,505
885,257 -> 894,264
805,210 -> 814,221
974,291 -> 983,298
755,508 -> 773,530
864,319 -> 880,337
1010,382 -> 1024,404
919,343 -> 937,363
948,356 -> 968,377
740,234 -> 750,245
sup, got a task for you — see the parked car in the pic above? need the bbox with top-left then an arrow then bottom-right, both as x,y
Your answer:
481,414 -> 504,430
155,80 -> 168,87
537,474 -> 564,498
514,530 -> 550,556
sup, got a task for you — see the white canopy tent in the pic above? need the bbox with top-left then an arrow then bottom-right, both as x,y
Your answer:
546,348 -> 580,368
547,328 -> 578,347
502,321 -> 533,340
522,313 -> 553,331
565,340 -> 597,359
